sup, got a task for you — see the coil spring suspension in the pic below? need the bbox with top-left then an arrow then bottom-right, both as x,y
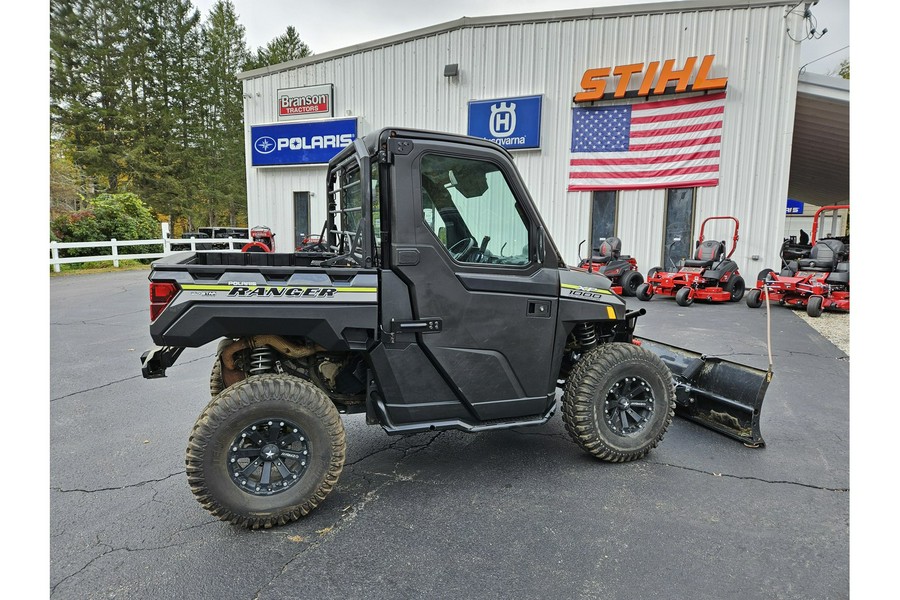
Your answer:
248,346 -> 276,375
575,322 -> 598,351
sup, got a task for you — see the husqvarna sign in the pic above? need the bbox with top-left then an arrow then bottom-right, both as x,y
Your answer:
251,118 -> 357,166
467,95 -> 542,150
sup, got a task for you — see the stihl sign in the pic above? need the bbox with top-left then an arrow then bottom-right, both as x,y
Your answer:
277,84 -> 334,120
574,54 -> 727,103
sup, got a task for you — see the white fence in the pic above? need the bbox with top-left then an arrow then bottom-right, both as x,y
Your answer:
49,224 -> 251,272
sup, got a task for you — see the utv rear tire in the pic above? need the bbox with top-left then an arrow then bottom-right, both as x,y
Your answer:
562,343 -> 675,462
724,275 -> 745,302
807,295 -> 824,317
745,288 -> 763,309
675,287 -> 693,307
185,374 -> 345,529
636,283 -> 653,301
618,270 -> 643,296
210,359 -> 225,398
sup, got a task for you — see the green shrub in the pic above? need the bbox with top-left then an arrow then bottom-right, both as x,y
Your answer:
50,192 -> 161,259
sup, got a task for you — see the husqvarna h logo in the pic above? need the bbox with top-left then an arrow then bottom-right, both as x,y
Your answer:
489,102 -> 517,137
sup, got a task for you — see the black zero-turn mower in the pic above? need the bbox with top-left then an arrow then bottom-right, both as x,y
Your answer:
576,237 -> 645,296
636,216 -> 745,307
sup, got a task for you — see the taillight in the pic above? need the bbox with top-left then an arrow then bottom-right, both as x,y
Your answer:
150,282 -> 178,321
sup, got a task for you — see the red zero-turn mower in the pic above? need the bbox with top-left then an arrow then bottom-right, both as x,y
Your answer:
241,226 -> 276,253
576,237 -> 644,296
746,205 -> 849,317
636,216 -> 745,307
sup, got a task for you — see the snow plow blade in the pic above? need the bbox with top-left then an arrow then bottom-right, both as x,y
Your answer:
637,337 -> 770,447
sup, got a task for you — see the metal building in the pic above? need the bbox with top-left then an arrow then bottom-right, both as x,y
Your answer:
238,0 -> 849,273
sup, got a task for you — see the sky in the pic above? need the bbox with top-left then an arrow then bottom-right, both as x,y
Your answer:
192,0 -> 850,75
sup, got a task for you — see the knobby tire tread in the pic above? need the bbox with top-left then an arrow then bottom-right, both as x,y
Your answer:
186,374 -> 345,529
561,343 -> 675,462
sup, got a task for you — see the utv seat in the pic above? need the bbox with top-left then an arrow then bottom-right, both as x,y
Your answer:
798,239 -> 845,271
588,236 -> 622,265
683,240 -> 725,269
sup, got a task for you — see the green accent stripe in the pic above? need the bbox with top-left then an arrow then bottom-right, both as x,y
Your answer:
180,284 -> 377,293
560,283 -> 612,295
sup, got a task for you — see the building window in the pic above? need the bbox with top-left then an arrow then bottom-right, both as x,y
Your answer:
293,191 -> 310,249
663,188 -> 695,270
590,191 -> 617,254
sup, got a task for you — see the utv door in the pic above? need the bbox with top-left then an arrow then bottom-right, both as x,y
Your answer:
378,137 -> 561,425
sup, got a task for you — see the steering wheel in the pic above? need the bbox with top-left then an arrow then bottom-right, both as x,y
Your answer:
447,237 -> 477,261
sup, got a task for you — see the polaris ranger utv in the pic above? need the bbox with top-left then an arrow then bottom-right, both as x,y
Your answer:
142,128 -> 767,529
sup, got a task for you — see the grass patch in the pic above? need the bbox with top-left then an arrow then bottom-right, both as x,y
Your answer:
50,260 -> 152,276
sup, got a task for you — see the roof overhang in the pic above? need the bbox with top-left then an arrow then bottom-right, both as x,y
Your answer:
788,71 -> 850,207
237,1 -> 798,80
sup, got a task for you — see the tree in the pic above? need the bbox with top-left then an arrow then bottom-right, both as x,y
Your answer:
246,26 -> 312,70
50,140 -> 91,215
49,0 -> 253,233
197,0 -> 250,227
51,0 -> 132,193
838,58 -> 849,79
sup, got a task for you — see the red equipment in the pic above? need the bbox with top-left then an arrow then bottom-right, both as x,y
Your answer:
241,226 -> 276,253
575,237 -> 644,296
636,216 -> 745,307
745,205 -> 849,317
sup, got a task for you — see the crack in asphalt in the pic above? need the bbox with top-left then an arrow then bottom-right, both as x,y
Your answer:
50,308 -> 149,326
50,353 -> 215,402
51,539 -> 114,597
251,432 -> 444,600
648,461 -> 848,492
51,471 -> 185,494
51,538 -> 194,598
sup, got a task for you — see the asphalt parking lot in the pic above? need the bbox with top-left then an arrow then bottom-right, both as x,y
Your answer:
49,268 -> 849,600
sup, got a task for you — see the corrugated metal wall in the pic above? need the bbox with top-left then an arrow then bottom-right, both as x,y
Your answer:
242,2 -> 802,273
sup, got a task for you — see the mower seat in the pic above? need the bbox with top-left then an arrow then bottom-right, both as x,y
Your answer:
587,236 -> 622,265
684,240 -> 725,268
826,261 -> 850,286
798,239 -> 845,271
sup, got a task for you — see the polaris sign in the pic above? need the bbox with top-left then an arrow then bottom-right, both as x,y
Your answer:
251,118 -> 357,166
467,95 -> 542,150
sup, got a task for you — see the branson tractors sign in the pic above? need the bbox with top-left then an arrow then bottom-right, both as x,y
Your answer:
277,84 -> 334,121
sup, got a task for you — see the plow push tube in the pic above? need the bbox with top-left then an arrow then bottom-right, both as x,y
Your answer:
637,337 -> 770,446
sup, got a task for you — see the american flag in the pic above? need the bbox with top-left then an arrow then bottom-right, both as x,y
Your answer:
567,92 -> 726,191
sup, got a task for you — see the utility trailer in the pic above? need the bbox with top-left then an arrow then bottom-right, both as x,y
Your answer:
142,128 -> 769,528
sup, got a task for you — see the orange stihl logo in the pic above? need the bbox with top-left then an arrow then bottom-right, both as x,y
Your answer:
574,54 -> 727,103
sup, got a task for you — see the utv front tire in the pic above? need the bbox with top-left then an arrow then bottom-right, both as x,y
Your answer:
562,343 -> 675,462
186,374 -> 345,529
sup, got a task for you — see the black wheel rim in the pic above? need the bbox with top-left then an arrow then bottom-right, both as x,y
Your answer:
602,376 -> 655,436
228,418 -> 310,496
